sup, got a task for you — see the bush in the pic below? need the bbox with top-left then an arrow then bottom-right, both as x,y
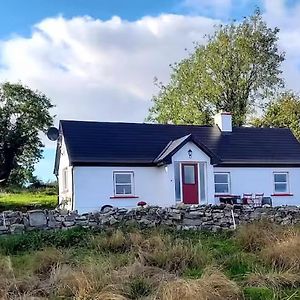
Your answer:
246,270 -> 300,289
243,287 -> 274,300
235,220 -> 285,252
0,227 -> 90,255
260,232 -> 300,270
157,268 -> 241,300
140,235 -> 211,274
91,230 -> 129,253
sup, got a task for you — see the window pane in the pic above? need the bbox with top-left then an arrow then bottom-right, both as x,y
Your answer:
274,173 -> 287,183
199,163 -> 206,202
215,184 -> 229,193
275,183 -> 287,193
214,174 -> 228,184
174,162 -> 181,201
115,173 -> 131,184
183,165 -> 195,184
116,184 -> 132,194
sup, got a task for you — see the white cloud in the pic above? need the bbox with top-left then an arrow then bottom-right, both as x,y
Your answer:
0,5 -> 300,139
263,0 -> 300,92
0,14 -> 218,129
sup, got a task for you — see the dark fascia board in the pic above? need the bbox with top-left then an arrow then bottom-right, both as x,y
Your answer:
155,134 -> 221,165
53,124 -> 63,175
216,162 -> 300,167
72,161 -> 156,167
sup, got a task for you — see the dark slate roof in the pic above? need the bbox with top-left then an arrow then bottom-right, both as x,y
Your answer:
56,120 -> 300,171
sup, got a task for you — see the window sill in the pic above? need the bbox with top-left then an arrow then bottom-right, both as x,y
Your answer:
110,195 -> 139,199
271,193 -> 293,197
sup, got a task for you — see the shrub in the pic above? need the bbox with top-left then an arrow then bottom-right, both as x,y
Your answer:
140,236 -> 210,274
223,252 -> 258,279
260,232 -> 300,270
31,247 -> 66,276
0,227 -> 90,255
245,269 -> 300,289
235,220 -> 285,252
243,287 -> 274,300
127,276 -> 152,299
91,230 -> 129,253
156,267 -> 241,300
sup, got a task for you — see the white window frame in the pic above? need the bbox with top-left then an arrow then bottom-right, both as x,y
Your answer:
273,172 -> 289,194
214,172 -> 231,194
62,168 -> 68,192
113,171 -> 134,196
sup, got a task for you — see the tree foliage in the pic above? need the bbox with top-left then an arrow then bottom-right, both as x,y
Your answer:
147,11 -> 285,126
0,82 -> 54,186
252,91 -> 300,140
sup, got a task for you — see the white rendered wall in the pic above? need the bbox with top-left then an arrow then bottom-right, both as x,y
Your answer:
73,165 -> 173,213
73,141 -> 215,213
58,137 -> 73,210
214,167 -> 300,206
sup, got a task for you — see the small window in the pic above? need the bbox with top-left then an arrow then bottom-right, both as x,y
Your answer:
214,173 -> 230,194
62,168 -> 68,192
274,172 -> 289,193
183,165 -> 196,184
113,172 -> 134,196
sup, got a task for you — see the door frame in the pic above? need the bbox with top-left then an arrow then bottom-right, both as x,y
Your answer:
179,161 -> 201,204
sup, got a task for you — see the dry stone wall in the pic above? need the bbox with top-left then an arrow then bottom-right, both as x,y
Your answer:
1,204 -> 300,235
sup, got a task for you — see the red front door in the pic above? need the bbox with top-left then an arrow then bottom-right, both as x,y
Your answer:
182,163 -> 199,204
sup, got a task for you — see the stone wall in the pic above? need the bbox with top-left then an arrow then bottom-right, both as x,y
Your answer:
1,204 -> 300,235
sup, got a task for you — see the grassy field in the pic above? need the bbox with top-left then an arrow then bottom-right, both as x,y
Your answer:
0,191 -> 58,211
0,221 -> 300,299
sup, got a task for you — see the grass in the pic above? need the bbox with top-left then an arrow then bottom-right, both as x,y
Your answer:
1,222 -> 300,299
0,191 -> 57,211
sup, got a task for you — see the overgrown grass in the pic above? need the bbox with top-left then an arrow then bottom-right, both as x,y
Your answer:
0,222 -> 300,299
0,191 -> 57,211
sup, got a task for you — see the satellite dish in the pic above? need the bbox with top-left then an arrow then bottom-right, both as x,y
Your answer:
47,127 -> 59,141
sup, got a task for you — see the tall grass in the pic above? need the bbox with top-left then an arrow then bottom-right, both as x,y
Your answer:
0,222 -> 299,299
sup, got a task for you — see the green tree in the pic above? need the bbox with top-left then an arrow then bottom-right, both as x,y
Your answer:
252,91 -> 300,140
0,82 -> 54,186
147,11 -> 285,126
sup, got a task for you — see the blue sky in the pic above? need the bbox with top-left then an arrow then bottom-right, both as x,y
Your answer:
0,0 -> 299,182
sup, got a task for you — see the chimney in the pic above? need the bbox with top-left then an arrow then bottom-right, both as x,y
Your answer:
214,112 -> 232,132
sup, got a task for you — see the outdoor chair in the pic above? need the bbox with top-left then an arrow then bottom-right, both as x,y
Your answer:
254,193 -> 264,207
242,193 -> 253,205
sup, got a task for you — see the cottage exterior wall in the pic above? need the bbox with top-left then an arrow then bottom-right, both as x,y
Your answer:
58,137 -> 73,210
73,165 -> 174,213
58,140 -> 300,213
214,167 -> 300,206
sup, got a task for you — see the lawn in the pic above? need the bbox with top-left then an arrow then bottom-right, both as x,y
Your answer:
0,191 -> 58,211
0,221 -> 300,299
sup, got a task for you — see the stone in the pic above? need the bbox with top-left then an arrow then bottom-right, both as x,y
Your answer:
76,220 -> 89,226
168,212 -> 182,220
75,216 -> 87,221
138,218 -> 155,227
28,210 -> 47,227
10,224 -> 25,234
0,225 -> 8,231
109,217 -> 119,225
63,221 -> 75,227
182,218 -> 202,226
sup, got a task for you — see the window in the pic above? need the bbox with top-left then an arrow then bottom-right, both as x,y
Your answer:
214,173 -> 230,194
183,165 -> 196,184
174,162 -> 181,201
62,168 -> 68,192
274,172 -> 289,193
113,172 -> 134,196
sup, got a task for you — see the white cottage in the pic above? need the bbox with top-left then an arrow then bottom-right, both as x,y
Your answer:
54,113 -> 300,213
